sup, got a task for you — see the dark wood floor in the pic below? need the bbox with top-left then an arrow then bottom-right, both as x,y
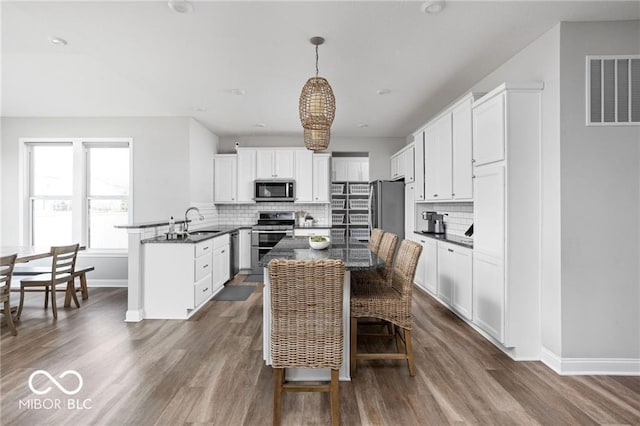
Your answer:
1,276 -> 639,425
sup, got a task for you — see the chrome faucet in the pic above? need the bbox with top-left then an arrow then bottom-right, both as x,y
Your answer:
184,207 -> 204,234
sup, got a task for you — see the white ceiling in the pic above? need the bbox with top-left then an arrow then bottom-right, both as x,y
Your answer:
2,1 -> 639,138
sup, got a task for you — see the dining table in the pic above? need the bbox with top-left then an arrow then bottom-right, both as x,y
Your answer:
260,235 -> 383,381
1,246 -> 58,263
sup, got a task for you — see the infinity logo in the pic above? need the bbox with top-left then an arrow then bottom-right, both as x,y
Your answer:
28,370 -> 83,396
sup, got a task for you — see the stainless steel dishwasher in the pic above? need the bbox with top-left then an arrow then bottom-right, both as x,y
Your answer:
230,230 -> 240,279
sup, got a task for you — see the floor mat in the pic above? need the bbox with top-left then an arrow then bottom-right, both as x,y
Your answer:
243,274 -> 264,283
212,285 -> 256,301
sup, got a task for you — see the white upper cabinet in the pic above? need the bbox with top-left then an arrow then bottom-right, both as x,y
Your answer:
236,149 -> 256,203
256,150 -> 294,179
425,112 -> 453,201
213,155 -> 237,203
451,98 -> 474,200
473,92 -> 505,166
413,131 -> 425,202
312,154 -> 331,203
332,157 -> 369,182
390,144 -> 415,182
294,150 -> 313,202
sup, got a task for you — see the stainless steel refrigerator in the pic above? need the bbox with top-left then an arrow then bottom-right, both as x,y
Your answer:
369,180 -> 405,240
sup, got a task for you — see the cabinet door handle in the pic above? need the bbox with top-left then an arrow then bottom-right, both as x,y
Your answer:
221,250 -> 225,253
472,159 -> 476,163
472,175 -> 476,179
203,264 -> 209,268
433,194 -> 438,197
420,240 -> 425,243
203,247 -> 209,250
203,287 -> 209,292
448,249 -> 454,252
452,193 -> 455,196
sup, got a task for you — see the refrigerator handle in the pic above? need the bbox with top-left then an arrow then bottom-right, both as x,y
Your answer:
368,185 -> 374,232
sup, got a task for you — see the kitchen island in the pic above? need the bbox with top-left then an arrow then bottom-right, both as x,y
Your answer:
260,236 -> 383,381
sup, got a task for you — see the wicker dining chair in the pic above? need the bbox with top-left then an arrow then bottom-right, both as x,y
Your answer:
352,232 -> 398,289
16,244 -> 79,320
1,254 -> 18,336
268,259 -> 345,426
350,239 -> 422,376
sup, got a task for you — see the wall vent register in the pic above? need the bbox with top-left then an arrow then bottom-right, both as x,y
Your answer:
586,55 -> 640,125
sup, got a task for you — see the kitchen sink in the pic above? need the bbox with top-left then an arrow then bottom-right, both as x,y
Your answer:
189,230 -> 220,235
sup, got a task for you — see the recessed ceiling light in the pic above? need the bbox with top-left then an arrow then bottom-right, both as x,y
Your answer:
228,89 -> 247,96
421,0 -> 445,14
254,123 -> 266,128
376,89 -> 391,95
168,0 -> 193,14
357,124 -> 369,128
48,36 -> 68,46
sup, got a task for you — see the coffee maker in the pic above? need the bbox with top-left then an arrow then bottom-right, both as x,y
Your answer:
421,211 -> 446,234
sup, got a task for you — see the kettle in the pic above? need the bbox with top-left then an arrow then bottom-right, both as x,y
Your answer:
434,219 -> 446,234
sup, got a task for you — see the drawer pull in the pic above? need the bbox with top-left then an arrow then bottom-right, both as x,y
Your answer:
420,240 -> 425,243
203,264 -> 209,268
448,249 -> 454,253
203,246 -> 209,250
203,287 -> 209,292
221,249 -> 225,253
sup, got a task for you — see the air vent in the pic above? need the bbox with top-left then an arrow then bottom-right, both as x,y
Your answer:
586,55 -> 640,126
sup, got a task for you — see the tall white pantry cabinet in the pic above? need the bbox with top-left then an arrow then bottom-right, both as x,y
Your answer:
472,82 -> 543,359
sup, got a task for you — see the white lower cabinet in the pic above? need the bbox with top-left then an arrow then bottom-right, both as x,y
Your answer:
239,228 -> 252,270
424,239 -> 438,294
473,250 -> 504,343
438,242 -> 473,321
410,235 -> 426,289
143,234 -> 230,319
212,234 -> 230,293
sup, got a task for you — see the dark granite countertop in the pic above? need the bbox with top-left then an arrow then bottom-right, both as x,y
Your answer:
142,225 -> 254,244
115,219 -> 189,229
259,236 -> 384,271
413,231 -> 474,249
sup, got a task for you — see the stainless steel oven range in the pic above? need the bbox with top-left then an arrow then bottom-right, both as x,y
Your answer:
251,211 -> 295,274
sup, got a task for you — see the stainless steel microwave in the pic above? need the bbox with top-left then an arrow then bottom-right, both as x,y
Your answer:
254,180 -> 295,202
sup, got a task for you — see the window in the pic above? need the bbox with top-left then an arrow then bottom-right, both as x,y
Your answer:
25,139 -> 131,250
29,144 -> 74,246
86,145 -> 130,249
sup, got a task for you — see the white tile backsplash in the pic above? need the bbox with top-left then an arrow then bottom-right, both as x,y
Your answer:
415,202 -> 474,237
215,202 -> 330,227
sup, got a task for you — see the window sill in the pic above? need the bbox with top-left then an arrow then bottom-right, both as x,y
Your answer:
79,249 -> 128,258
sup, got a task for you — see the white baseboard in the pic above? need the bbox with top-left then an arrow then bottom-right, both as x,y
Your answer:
87,279 -> 127,288
541,347 -> 640,376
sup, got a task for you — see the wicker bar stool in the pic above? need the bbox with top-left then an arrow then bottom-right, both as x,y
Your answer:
350,239 -> 422,376
352,232 -> 398,289
368,228 -> 385,254
1,254 -> 18,336
268,259 -> 345,426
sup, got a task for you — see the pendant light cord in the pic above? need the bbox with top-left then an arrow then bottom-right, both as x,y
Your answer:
315,44 -> 319,77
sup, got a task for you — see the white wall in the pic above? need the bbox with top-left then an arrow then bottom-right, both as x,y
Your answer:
189,118 -> 218,204
559,21 -> 640,359
1,116 -> 218,283
469,24 -> 563,357
218,135 -> 405,181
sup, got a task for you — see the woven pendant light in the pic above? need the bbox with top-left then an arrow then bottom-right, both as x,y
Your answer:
299,36 -> 335,152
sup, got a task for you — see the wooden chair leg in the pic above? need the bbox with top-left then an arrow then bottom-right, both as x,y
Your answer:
4,299 -> 17,336
273,368 -> 284,426
350,317 -> 358,376
17,287 -> 25,320
51,285 -> 57,320
404,329 -> 415,377
70,282 -> 80,308
44,287 -> 49,309
394,325 -> 403,353
330,369 -> 339,426
80,273 -> 89,300
64,280 -> 72,307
